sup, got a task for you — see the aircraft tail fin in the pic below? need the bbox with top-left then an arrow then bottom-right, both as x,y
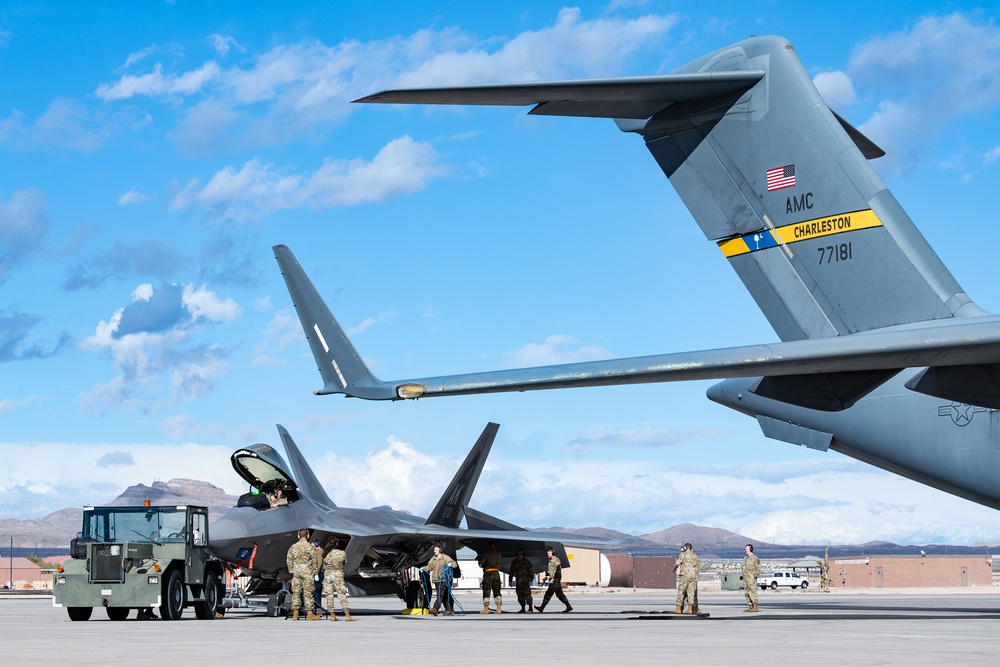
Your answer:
629,35 -> 983,340
424,422 -> 500,528
463,506 -> 525,531
273,245 -> 390,398
276,424 -> 337,509
356,35 -> 985,341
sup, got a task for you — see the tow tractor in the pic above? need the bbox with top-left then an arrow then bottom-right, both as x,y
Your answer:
53,503 -> 225,621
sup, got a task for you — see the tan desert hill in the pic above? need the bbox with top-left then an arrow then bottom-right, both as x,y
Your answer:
640,522 -> 759,549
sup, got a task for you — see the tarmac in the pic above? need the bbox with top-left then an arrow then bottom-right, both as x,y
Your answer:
8,587 -> 1000,665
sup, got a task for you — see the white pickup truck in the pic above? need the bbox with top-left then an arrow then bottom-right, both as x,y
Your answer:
757,569 -> 810,590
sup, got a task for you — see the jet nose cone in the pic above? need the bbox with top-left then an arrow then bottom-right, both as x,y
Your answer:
208,514 -> 249,556
706,379 -> 756,416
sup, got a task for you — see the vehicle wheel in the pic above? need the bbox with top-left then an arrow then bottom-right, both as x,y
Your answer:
770,581 -> 778,590
107,607 -> 130,621
267,589 -> 289,617
67,607 -> 93,622
160,570 -> 186,620
194,571 -> 220,620
800,581 -> 808,589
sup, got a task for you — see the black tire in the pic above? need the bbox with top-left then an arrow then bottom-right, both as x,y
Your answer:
67,607 -> 93,622
107,607 -> 130,621
800,581 -> 808,589
161,569 -> 186,620
770,581 -> 778,590
194,571 -> 220,620
267,589 -> 290,617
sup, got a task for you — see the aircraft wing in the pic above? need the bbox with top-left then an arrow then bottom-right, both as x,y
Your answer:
274,243 -> 1000,408
353,71 -> 764,120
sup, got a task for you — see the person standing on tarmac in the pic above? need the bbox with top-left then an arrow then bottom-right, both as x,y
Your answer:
742,544 -> 762,613
535,546 -> 572,613
286,529 -> 321,620
673,542 -> 701,614
477,540 -> 503,614
422,544 -> 458,616
507,548 -> 535,613
322,539 -> 355,622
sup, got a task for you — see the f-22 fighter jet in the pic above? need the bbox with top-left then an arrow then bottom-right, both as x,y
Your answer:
209,422 -> 603,602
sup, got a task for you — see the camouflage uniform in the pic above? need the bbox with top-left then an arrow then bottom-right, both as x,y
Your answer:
508,555 -> 535,612
422,551 -> 457,614
536,553 -> 571,612
675,548 -> 701,613
322,548 -> 353,619
286,537 -> 318,614
743,551 -> 762,611
477,544 -> 503,612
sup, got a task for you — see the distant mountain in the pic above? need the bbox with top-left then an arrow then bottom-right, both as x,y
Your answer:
640,523 -> 756,549
3,479 -> 240,549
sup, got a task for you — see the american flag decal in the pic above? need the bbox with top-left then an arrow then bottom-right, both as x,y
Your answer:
766,164 -> 796,191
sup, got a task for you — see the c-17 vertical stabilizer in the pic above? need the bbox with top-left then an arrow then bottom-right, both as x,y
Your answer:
276,36 -> 1000,512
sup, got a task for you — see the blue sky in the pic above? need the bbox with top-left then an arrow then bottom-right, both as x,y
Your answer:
2,1 -> 1000,546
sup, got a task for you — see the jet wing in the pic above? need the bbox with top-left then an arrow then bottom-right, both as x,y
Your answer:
274,245 -> 1000,408
353,71 -> 764,120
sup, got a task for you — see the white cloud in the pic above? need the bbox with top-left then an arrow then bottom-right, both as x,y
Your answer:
984,145 -> 1000,164
849,13 -> 1000,170
349,310 -> 395,335
506,334 -> 610,367
210,33 -> 242,57
813,70 -> 855,109
182,284 -> 241,323
117,188 -> 152,205
96,61 -> 221,101
170,136 -> 450,220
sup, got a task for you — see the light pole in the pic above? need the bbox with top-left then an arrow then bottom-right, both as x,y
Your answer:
7,535 -> 12,589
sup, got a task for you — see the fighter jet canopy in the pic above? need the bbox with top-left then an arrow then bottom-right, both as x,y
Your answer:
231,443 -> 298,494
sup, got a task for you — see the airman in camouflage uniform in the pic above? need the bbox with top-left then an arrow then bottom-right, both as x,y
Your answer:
322,540 -> 355,622
286,529 -> 320,620
742,544 -> 761,613
534,546 -> 572,613
507,548 -> 535,613
477,540 -> 503,614
422,544 -> 457,616
673,543 -> 701,614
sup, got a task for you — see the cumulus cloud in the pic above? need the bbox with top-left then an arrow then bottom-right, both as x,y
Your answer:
506,334 -> 610,367
170,136 -> 450,220
79,282 -> 240,408
813,70 -> 856,109
0,99 -> 109,152
848,13 -> 1000,171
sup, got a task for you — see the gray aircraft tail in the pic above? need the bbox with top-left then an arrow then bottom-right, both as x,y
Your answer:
355,35 -> 985,342
622,35 -> 982,341
273,245 -> 388,398
276,424 -> 337,510
424,422 -> 500,529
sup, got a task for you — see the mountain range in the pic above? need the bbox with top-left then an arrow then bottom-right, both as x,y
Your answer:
3,479 -> 994,559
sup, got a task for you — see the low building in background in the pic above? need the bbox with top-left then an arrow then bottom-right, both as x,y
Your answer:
830,555 -> 991,588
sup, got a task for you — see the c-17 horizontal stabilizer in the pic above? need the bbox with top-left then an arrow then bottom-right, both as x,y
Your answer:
424,422 -> 499,529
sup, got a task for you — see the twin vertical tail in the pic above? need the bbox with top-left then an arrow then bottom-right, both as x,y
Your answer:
424,422 -> 500,529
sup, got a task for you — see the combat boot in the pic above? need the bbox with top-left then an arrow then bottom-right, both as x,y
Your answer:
534,604 -> 545,613
306,610 -> 321,621
563,603 -> 573,613
691,606 -> 700,615
480,601 -> 490,614
330,611 -> 338,621
495,600 -> 502,614
292,609 -> 299,621
674,604 -> 683,614
518,603 -> 526,613
526,604 -> 533,613
344,610 -> 355,622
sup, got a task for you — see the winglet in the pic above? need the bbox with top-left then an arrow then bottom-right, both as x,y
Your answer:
276,424 -> 337,509
424,422 -> 500,528
273,245 -> 396,400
